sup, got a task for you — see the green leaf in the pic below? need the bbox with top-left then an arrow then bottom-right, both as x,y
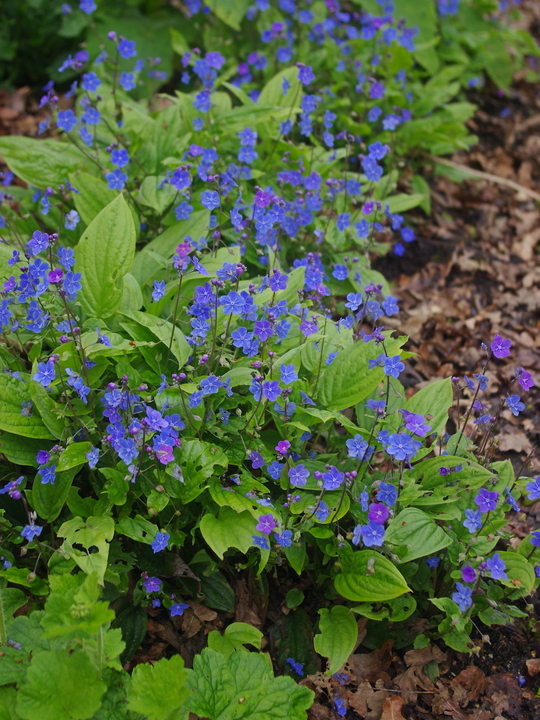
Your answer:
318,335 -> 407,411
57,442 -> 92,472
201,572 -> 236,613
0,137 -> 89,188
0,433 -> 50,466
383,193 -> 427,214
385,508 -> 452,562
75,195 -> 136,318
31,466 -> 79,522
119,273 -> 143,313
334,550 -> 411,602
314,606 -> 358,675
285,589 -> 304,608
127,654 -> 188,720
0,375 -> 55,439
284,543 -> 307,576
116,514 -> 158,544
208,622 -> 263,657
131,210 -> 210,286
185,648 -> 314,720
0,588 -> 26,646
112,605 -> 148,664
200,507 -> 258,559
69,172 -> 118,227
16,650 -> 106,720
204,0 -> 251,30
497,551 -> 536,594
258,67 -> 303,110
29,380 -> 67,440
119,310 -> 190,367
58,516 -> 115,585
137,176 -> 177,214
0,687 -> 20,720
405,378 -> 453,438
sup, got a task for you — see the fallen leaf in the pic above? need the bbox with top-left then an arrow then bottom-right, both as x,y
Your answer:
379,696 -> 406,720
485,673 -> 522,718
526,658 -> 540,676
346,681 -> 375,716
450,665 -> 486,704
347,640 -> 394,683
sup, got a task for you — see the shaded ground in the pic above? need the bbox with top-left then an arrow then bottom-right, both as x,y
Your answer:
2,30 -> 540,720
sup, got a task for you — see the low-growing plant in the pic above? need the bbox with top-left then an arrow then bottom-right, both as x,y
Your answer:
0,3 -> 538,719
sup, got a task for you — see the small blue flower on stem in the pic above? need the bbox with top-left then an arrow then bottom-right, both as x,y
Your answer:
274,530 -> 292,547
287,657 -> 304,676
33,361 -> 56,387
505,395 -> 525,416
463,508 -> 482,533
21,521 -> 43,542
526,476 -> 540,501
452,583 -> 473,612
485,553 -> 507,580
152,531 -> 170,553
475,488 -> 499,513
376,482 -> 397,507
170,602 -> 189,617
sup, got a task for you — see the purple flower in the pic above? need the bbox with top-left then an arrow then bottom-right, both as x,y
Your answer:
461,565 -> 477,583
452,583 -> 472,612
143,576 -> 162,593
322,466 -> 344,491
490,334 -> 512,358
288,464 -> 309,487
516,368 -> 534,391
257,513 -> 277,535
151,531 -> 170,553
253,320 -> 274,341
475,488 -> 499,513
250,451 -> 265,469
530,531 -> 540,547
463,508 -> 482,533
505,488 -> 520,512
368,503 -> 389,524
275,440 -> 290,455
486,553 -> 507,580
170,602 -> 189,616
262,380 -> 280,402
403,412 -> 431,437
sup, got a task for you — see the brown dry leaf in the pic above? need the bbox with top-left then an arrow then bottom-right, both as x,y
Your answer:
307,702 -> 331,720
347,640 -> 394,683
394,664 -> 435,704
450,665 -> 486,704
346,681 -> 375,716
365,690 -> 391,720
378,696 -> 406,720
147,618 -> 182,651
235,577 -> 265,629
526,658 -> 540,676
404,644 -> 447,668
485,673 -> 522,718
497,431 -> 532,454
180,601 -> 218,639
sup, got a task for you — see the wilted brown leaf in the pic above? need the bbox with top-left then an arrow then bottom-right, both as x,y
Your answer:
347,640 -> 394,683
526,658 -> 540,676
378,696 -> 407,720
485,673 -> 522,718
450,665 -> 486,704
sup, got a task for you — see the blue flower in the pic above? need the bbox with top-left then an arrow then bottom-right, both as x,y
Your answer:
86,447 -> 99,469
506,395 -> 525,416
286,657 -> 304,676
38,465 -> 56,485
152,281 -> 166,302
274,530 -> 293,547
354,521 -> 385,547
463,508 -> 482,533
106,168 -> 128,190
152,531 -> 170,554
452,583 -> 472,612
475,488 -> 499,513
33,360 -> 56,387
486,553 -> 507,580
322,466 -> 344,491
527,476 -> 540,501
267,461 -> 283,480
346,435 -> 373,461
288,464 -> 309,487
200,190 -> 220,210
81,71 -> 101,92
170,602 -> 189,617
119,72 -> 136,91
57,109 -> 78,132
118,38 -> 137,59
252,535 -> 270,550
279,364 -> 298,384
382,355 -> 405,378
376,482 -> 397,507
111,148 -> 130,167
21,522 -> 43,542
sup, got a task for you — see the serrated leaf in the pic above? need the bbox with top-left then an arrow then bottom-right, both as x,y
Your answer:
314,606 -> 358,675
334,550 -> 411,602
127,654 -> 188,720
185,648 -> 314,720
0,375 -> 55,439
318,335 -> 407,411
0,588 -> 27,646
16,649 -> 106,720
385,508 -> 452,562
75,195 -> 136,318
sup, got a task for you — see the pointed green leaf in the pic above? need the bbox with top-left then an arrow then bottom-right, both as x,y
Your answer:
31,466 -> 79,522
119,310 -> 190,366
204,0 -> 251,29
0,137 -> 89,188
57,442 -> 92,472
385,508 -> 452,562
69,172 -> 117,226
75,195 -> 136,318
405,378 -> 453,438
0,375 -> 55,439
200,507 -> 257,559
314,606 -> 358,675
334,550 -> 411,602
318,335 -> 407,411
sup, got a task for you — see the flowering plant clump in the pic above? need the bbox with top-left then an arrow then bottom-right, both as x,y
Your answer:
0,1 -> 538,718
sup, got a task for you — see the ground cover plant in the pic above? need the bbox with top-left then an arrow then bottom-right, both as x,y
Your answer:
0,1 -> 539,718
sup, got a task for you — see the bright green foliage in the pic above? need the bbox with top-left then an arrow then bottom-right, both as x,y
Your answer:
334,551 -> 411,602
314,606 -> 358,675
185,649 -> 314,720
75,195 -> 136,318
16,650 -> 106,720
207,622 -> 264,657
0,588 -> 27,646
385,508 -> 452,562
127,655 -> 189,720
